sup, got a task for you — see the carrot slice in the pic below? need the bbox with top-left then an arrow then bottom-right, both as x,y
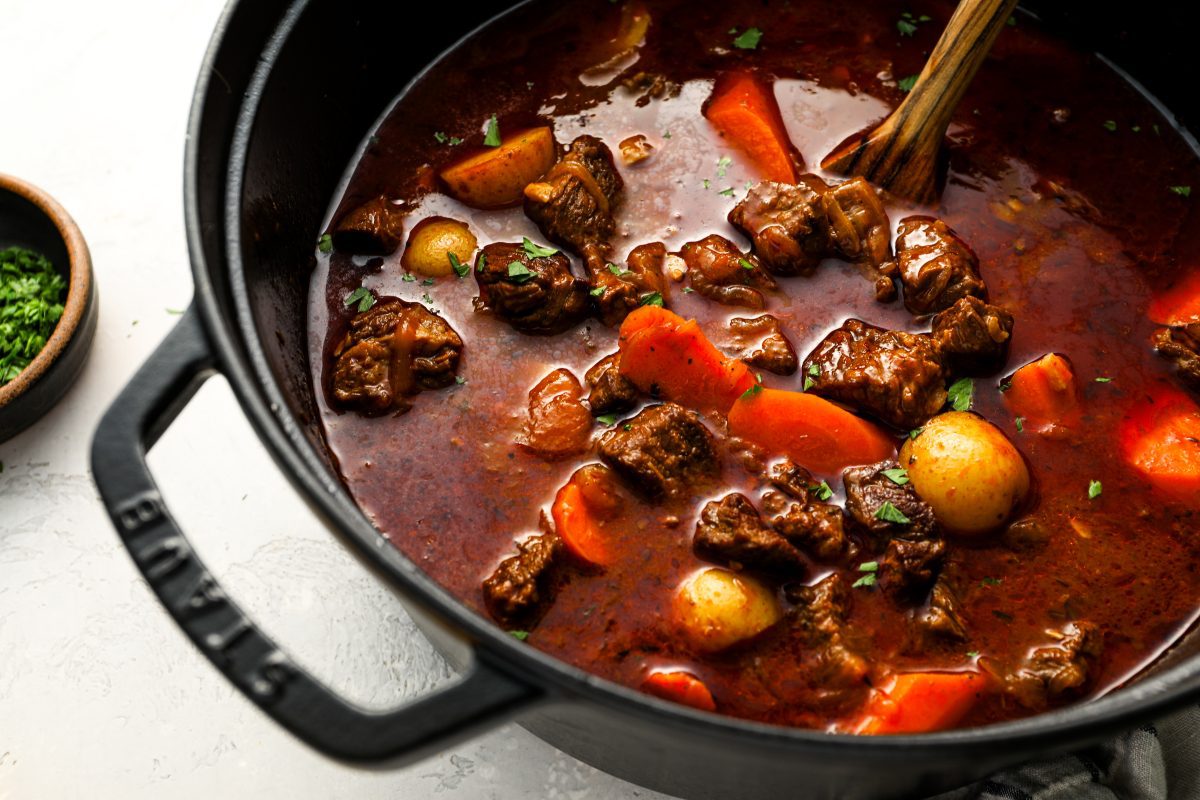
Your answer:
617,306 -> 756,414
1120,386 -> 1200,506
641,670 -> 717,712
704,71 -> 801,184
1149,269 -> 1200,326
727,387 -> 896,475
855,671 -> 985,735
1003,353 -> 1081,433
551,481 -> 610,566
439,126 -> 557,209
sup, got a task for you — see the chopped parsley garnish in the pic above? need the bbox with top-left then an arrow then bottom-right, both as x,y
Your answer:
402,273 -> 416,283
980,577 -> 1002,588
812,481 -> 834,501
803,363 -> 820,391
718,187 -> 736,197
483,114 -> 502,147
1015,416 -> 1025,433
476,252 -> 487,272
732,27 -> 763,49
897,19 -> 918,36
1094,376 -> 1113,383
434,131 -> 448,143
738,257 -> 755,271
874,501 -> 911,525
717,156 -> 733,177
1103,120 -> 1117,132
741,382 -> 763,400
522,237 -> 558,258
852,573 -> 877,589
947,377 -> 974,411
596,413 -> 619,426
909,427 -> 924,440
682,286 -> 695,294
343,286 -> 376,312
640,292 -> 664,307
1170,185 -> 1192,197
590,286 -> 605,297
422,277 -> 435,286
999,379 -> 1012,393
702,178 -> 711,190
507,261 -> 535,283
0,247 -> 66,385
967,650 -> 981,659
623,423 -> 632,431
881,467 -> 910,485
317,233 -> 333,254
663,130 -> 672,139
510,630 -> 530,641
608,263 -> 630,276
858,561 -> 879,573
455,376 -> 467,385
449,252 -> 469,277
897,74 -> 919,92
422,293 -> 434,306
1088,479 -> 1103,499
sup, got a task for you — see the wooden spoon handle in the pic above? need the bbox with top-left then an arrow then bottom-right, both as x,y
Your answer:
822,0 -> 1018,202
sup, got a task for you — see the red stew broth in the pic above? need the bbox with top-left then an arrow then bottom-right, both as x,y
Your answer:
308,0 -> 1200,730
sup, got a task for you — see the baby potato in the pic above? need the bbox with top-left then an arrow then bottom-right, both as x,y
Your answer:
673,568 -> 782,653
899,411 -> 1030,536
400,217 -> 477,277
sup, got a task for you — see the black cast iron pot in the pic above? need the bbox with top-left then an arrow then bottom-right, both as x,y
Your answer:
90,2 -> 1200,797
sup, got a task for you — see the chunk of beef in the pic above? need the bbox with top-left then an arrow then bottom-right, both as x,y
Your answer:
331,195 -> 405,255
585,353 -> 639,416
520,368 -> 593,460
787,575 -> 869,691
1007,622 -> 1103,709
331,299 -> 463,414
474,242 -> 590,334
804,319 -> 947,429
524,135 -> 623,258
728,178 -> 835,276
694,493 -> 807,574
597,403 -> 718,500
879,537 -> 946,601
589,242 -> 668,327
913,579 -> 968,644
768,459 -> 817,499
766,493 -> 849,561
843,460 -> 941,540
482,531 -> 563,628
828,178 -> 899,302
729,315 -> 798,375
931,296 -> 1015,373
678,234 -> 777,309
1153,323 -> 1200,386
895,216 -> 987,315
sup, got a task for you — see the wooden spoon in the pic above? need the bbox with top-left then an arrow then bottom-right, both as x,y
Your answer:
821,0 -> 1019,204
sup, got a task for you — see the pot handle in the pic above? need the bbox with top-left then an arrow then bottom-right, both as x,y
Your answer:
90,307 -> 541,763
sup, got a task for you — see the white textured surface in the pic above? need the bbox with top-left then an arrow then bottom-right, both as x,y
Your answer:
0,1 -> 671,797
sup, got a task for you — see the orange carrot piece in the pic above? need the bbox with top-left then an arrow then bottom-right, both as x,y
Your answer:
439,126 -> 557,209
1004,353 -> 1080,433
1120,386 -> 1200,506
617,307 -> 756,414
641,671 -> 717,712
727,387 -> 896,475
1149,269 -> 1200,325
551,481 -> 611,566
704,72 -> 801,184
855,671 -> 985,735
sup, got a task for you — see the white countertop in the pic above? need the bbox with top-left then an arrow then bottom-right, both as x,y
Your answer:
0,2 -> 670,796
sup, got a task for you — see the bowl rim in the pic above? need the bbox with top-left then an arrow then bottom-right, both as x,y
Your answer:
0,172 -> 93,407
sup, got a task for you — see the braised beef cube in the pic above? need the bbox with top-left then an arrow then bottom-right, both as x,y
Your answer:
524,135 -> 623,255
1153,323 -> 1200,387
843,460 -> 940,539
896,216 -> 987,315
879,537 -> 946,600
828,178 -> 898,302
769,459 -> 817,499
804,319 -> 946,429
520,368 -> 593,460
730,315 -> 798,375
931,296 -> 1015,373
331,299 -> 463,414
768,494 -> 848,561
1007,622 -> 1103,708
913,579 -> 967,644
694,493 -> 807,574
585,353 -> 639,416
482,531 -> 563,627
590,242 -> 669,326
787,575 -> 868,689
678,234 -> 777,309
474,242 -> 590,334
331,195 -> 405,255
728,178 -> 834,276
597,403 -> 718,500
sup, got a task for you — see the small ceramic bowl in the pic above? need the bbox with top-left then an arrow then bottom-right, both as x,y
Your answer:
0,173 -> 97,443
